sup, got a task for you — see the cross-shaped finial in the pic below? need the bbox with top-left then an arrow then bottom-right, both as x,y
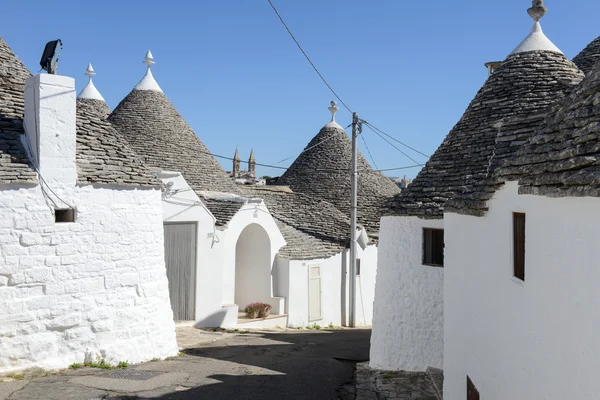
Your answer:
143,50 -> 155,68
85,63 -> 96,80
528,0 -> 547,22
328,100 -> 339,123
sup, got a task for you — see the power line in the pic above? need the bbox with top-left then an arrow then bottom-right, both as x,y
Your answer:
364,123 -> 421,165
266,0 -> 352,113
359,133 -> 379,170
276,129 -> 345,164
362,120 -> 430,158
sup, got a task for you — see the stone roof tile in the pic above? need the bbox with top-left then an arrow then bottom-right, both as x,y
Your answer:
392,50 -> 584,218
498,60 -> 600,196
76,100 -> 158,187
277,125 -> 400,237
0,37 -> 37,185
241,186 -> 349,260
573,36 -> 600,75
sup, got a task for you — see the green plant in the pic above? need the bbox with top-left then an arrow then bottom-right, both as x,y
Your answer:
178,352 -> 186,357
6,374 -> 25,380
328,322 -> 334,329
69,363 -> 82,370
84,357 -> 113,369
117,361 -> 129,369
151,358 -> 160,362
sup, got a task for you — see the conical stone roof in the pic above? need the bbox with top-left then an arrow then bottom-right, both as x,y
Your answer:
278,119 -> 401,237
0,36 -> 36,184
108,85 -> 240,195
499,61 -> 600,197
0,37 -> 32,120
573,36 -> 600,75
401,51 -> 583,218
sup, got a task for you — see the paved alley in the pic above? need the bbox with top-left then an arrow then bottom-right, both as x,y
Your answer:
0,327 -> 371,400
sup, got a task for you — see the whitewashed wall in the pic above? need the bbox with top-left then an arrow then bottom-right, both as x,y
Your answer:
220,202 -> 286,309
159,172 -> 227,327
279,244 -> 377,328
161,174 -> 287,327
444,181 -> 600,400
370,216 -> 444,371
0,184 -> 178,373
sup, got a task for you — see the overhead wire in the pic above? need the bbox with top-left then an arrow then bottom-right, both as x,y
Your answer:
266,0 -> 353,114
266,0 -> 431,166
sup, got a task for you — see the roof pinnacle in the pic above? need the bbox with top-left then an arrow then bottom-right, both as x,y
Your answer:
77,63 -> 105,101
144,50 -> 155,68
85,63 -> 96,79
325,100 -> 343,129
509,0 -> 561,56
528,0 -> 547,22
134,49 -> 163,93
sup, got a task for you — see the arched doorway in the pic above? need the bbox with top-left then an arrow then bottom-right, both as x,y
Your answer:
235,223 -> 272,310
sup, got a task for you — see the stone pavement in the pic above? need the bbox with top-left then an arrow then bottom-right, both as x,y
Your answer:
0,327 -> 371,400
351,364 -> 441,400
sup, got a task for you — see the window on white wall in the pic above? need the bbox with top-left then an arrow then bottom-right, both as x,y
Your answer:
423,228 -> 444,267
513,212 -> 526,281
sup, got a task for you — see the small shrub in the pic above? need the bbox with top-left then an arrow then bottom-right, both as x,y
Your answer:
244,302 -> 272,319
84,358 -> 113,369
69,363 -> 82,370
151,358 -> 160,362
117,361 -> 129,369
6,374 -> 25,380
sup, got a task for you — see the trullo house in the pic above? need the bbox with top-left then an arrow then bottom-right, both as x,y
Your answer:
0,37 -> 178,373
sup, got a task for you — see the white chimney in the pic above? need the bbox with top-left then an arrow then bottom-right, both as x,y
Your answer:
23,74 -> 77,186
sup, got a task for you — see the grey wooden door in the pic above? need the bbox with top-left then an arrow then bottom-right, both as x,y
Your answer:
309,265 -> 322,321
163,223 -> 197,321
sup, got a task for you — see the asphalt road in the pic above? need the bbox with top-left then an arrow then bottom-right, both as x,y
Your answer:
0,328 -> 371,400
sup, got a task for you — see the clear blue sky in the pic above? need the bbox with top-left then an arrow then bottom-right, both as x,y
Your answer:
2,0 -> 598,178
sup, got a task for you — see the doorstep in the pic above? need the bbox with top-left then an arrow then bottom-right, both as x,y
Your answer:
235,313 -> 288,329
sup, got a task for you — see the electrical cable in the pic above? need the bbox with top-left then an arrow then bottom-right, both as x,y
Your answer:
267,0 -> 353,113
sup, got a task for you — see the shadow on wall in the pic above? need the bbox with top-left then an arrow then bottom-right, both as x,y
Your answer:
194,310 -> 228,329
153,329 -> 372,400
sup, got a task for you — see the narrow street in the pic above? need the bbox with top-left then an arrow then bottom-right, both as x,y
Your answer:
0,328 -> 371,400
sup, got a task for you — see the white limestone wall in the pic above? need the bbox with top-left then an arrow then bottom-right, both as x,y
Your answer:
0,184 -> 178,373
220,202 -> 286,308
444,181 -> 600,400
281,244 -> 377,328
285,254 -> 344,327
159,172 -> 226,327
370,216 -> 444,371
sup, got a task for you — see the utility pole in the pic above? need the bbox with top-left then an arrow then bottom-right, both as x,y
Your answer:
349,112 -> 359,328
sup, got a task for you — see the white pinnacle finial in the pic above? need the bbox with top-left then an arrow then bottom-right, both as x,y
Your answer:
77,63 -> 105,101
509,0 -> 562,56
324,100 -> 343,129
134,49 -> 163,92
144,50 -> 155,68
328,100 -> 339,123
85,63 -> 96,79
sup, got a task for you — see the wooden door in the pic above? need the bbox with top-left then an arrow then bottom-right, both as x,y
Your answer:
467,376 -> 480,400
164,223 -> 197,321
309,265 -> 322,321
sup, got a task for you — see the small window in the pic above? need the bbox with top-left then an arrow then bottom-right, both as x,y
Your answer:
356,259 -> 361,276
513,212 -> 526,281
55,208 -> 75,223
423,228 -> 444,266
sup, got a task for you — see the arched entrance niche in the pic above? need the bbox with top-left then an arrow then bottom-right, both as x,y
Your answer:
235,223 -> 272,310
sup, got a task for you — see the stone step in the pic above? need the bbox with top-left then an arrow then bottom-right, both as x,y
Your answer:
426,367 -> 444,400
235,314 -> 288,329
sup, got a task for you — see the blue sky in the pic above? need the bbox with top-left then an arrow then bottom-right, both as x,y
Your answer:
2,0 -> 598,178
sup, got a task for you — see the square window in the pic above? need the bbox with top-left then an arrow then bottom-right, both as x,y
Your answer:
356,258 -> 361,276
55,208 -> 75,223
423,228 -> 444,267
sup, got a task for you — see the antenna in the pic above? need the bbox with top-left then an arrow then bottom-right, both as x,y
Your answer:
40,40 -> 63,75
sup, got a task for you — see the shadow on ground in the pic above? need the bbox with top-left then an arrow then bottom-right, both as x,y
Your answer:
142,329 -> 370,400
